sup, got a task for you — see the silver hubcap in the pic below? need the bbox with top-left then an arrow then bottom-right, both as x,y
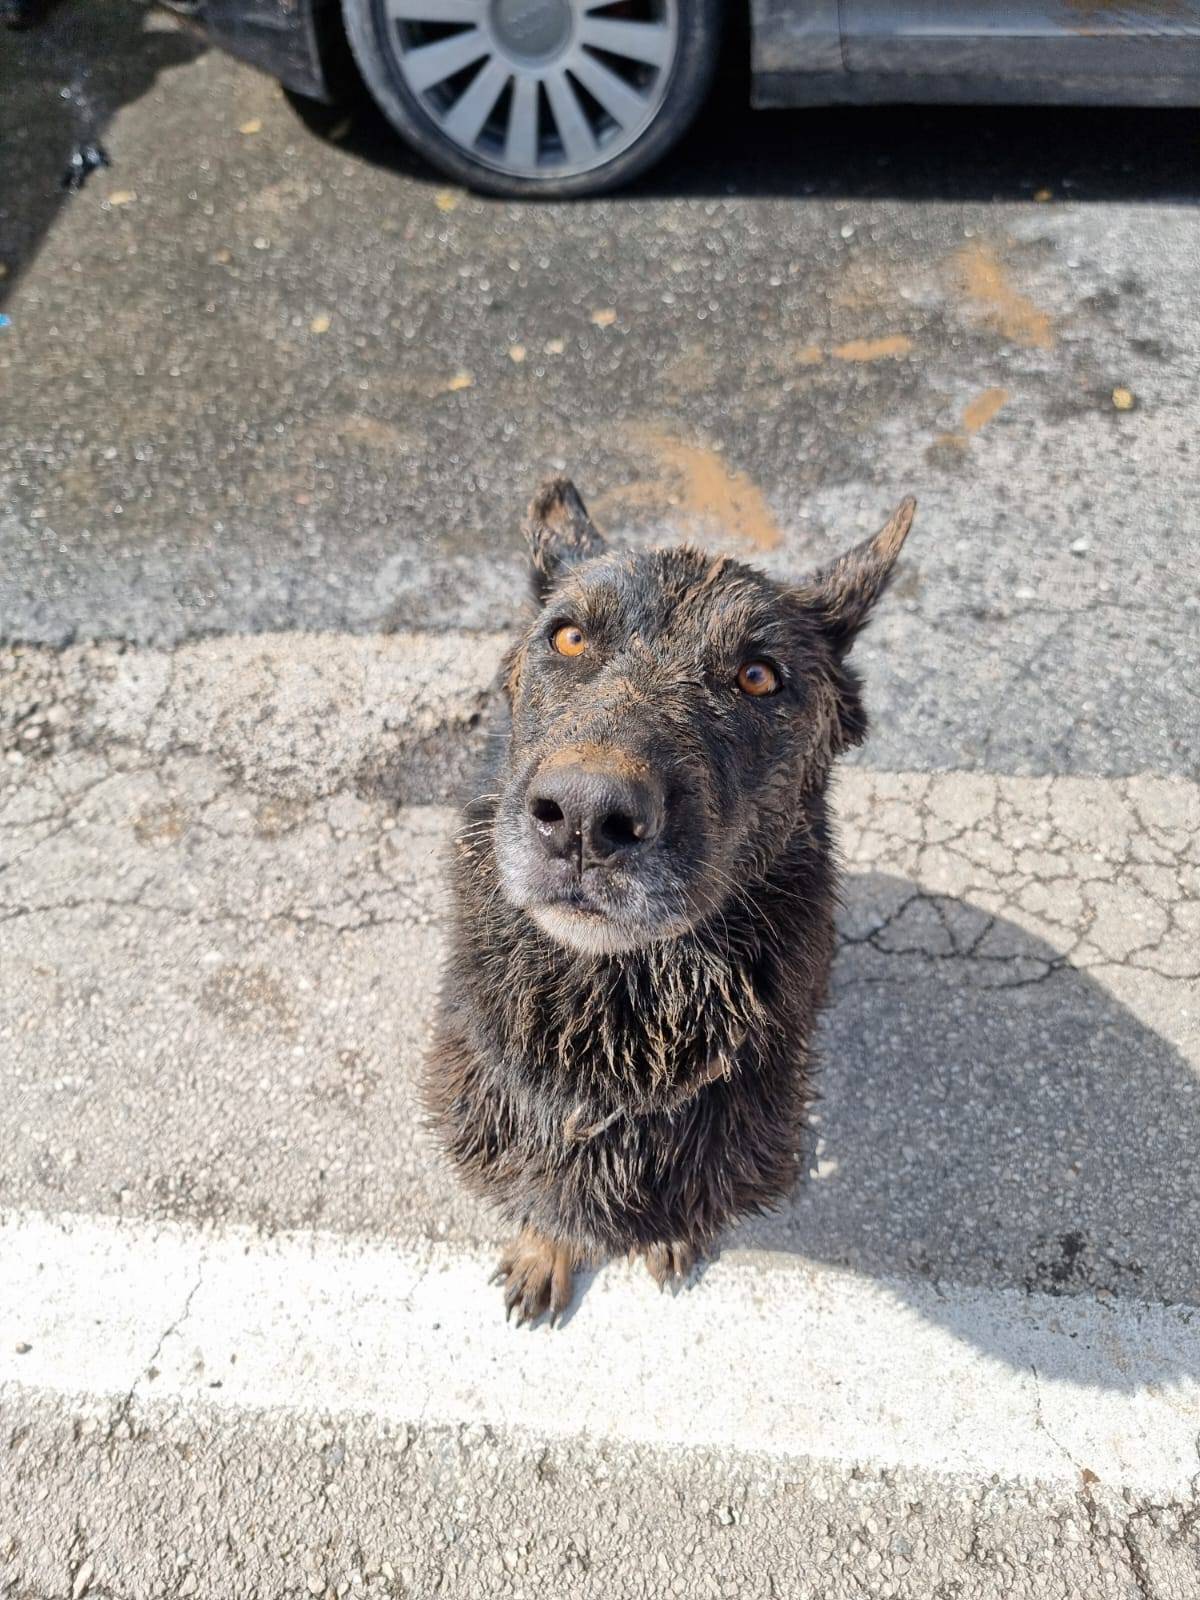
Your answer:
383,0 -> 680,179
490,0 -> 571,61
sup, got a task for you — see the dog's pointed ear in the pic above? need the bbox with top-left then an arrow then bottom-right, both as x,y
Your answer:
798,497 -> 916,655
523,477 -> 606,604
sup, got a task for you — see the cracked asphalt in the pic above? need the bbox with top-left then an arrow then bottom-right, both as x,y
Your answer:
2,639 -> 1198,1304
3,636 -> 1199,1596
1,4 -> 1198,1598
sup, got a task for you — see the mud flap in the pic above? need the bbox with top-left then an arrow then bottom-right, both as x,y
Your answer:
180,0 -> 338,103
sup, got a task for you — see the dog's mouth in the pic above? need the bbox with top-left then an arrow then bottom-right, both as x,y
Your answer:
528,891 -> 681,956
547,885 -> 608,919
508,860 -> 710,957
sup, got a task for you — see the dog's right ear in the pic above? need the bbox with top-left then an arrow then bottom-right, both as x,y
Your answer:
523,478 -> 606,604
797,497 -> 916,657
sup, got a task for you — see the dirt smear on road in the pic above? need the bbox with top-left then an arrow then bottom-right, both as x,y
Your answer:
600,430 -> 784,551
954,243 -> 1055,349
961,387 -> 1010,433
830,335 -> 914,362
929,386 -> 1011,462
783,336 -> 914,369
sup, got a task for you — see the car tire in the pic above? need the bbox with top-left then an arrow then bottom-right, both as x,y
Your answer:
340,0 -> 723,198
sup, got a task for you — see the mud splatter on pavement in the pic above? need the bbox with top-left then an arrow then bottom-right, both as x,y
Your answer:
782,335 -> 916,367
929,386 -> 1011,458
954,243 -> 1055,349
602,431 -> 784,551
959,387 -> 1010,433
830,335 -> 915,362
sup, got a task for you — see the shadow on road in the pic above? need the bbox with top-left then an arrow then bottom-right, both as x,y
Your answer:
290,57 -> 1200,207
730,870 -> 1200,1391
645,88 -> 1200,207
0,0 -> 204,307
6,3 -> 1196,317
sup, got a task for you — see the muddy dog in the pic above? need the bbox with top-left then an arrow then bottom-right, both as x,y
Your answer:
426,478 -> 916,1323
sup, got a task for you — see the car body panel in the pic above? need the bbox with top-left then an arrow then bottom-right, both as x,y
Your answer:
183,0 -> 1200,112
753,65 -> 1200,107
750,0 -> 1200,100
749,0 -> 843,75
841,1 -> 1200,74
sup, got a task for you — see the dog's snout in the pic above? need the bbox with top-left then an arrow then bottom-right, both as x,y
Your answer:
527,761 -> 664,867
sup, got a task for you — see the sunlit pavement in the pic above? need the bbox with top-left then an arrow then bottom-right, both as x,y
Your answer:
1,6 -> 1198,1596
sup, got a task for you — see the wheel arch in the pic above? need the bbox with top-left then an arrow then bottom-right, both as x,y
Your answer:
192,0 -> 345,103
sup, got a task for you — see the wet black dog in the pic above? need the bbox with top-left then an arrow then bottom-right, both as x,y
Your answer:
426,478 -> 916,1322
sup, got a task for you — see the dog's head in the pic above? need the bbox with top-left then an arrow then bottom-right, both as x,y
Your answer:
493,478 -> 915,956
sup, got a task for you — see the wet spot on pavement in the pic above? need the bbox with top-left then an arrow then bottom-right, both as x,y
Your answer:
199,964 -> 297,1039
255,797 -> 311,839
132,800 -> 190,846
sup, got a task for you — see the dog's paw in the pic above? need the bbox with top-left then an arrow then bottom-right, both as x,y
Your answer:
492,1229 -> 578,1327
639,1240 -> 697,1290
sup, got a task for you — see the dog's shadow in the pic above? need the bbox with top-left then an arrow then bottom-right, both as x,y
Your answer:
728,871 -> 1200,1392
549,1255 -> 718,1332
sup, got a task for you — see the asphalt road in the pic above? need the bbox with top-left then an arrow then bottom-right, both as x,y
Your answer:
1,6 -> 1199,1599
3,3 -> 1200,775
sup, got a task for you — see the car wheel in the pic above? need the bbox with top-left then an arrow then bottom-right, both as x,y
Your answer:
340,0 -> 723,198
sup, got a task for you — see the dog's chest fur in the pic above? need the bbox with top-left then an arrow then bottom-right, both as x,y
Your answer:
425,792 -> 837,1253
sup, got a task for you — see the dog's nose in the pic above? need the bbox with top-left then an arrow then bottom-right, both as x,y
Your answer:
527,763 -> 664,866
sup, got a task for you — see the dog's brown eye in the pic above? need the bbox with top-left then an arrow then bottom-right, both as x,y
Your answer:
737,660 -> 779,697
553,624 -> 588,657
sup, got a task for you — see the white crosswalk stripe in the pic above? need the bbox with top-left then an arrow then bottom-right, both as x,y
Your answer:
3,1208 -> 1199,1497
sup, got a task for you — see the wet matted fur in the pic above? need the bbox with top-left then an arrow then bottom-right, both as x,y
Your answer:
425,478 -> 917,1323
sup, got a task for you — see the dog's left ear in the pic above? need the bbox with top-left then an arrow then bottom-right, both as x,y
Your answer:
798,497 -> 917,656
523,477 -> 607,604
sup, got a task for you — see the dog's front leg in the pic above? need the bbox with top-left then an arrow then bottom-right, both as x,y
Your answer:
492,1227 -> 586,1327
637,1238 -> 699,1289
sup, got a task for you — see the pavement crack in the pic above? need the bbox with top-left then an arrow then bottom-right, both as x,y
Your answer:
1029,1367 -> 1180,1600
103,1259 -> 205,1456
144,1260 -> 205,1376
1119,1509 -> 1161,1600
1028,1364 -> 1087,1482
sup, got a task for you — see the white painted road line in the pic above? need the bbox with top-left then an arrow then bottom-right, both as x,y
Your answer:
3,1209 -> 1198,1497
